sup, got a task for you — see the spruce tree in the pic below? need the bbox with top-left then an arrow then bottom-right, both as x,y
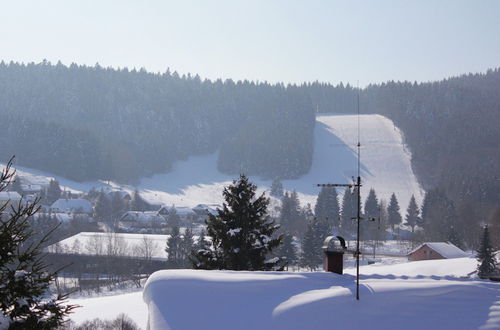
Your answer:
110,191 -> 126,221
93,191 -> 111,221
387,193 -> 402,233
166,225 -> 182,268
167,207 -> 181,228
192,175 -> 282,271
279,191 -> 301,236
194,229 -> 210,253
0,159 -> 76,328
405,195 -> 420,233
363,188 -> 379,240
46,179 -> 61,205
131,189 -> 148,211
300,218 -> 323,271
315,186 -> 340,232
179,228 -> 194,268
340,188 -> 356,236
270,178 -> 284,198
277,234 -> 298,268
477,225 -> 496,278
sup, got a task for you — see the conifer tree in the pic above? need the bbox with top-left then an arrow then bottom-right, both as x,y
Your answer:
300,218 -> 323,271
387,193 -> 402,233
363,188 -> 379,240
477,225 -> 496,278
110,191 -> 126,221
46,179 -> 61,205
277,234 -> 298,268
131,189 -> 148,211
179,228 -> 194,268
167,207 -> 181,228
0,159 -> 76,328
166,225 -> 182,268
93,191 -> 111,221
315,186 -> 340,232
405,195 -> 420,233
340,188 -> 357,236
193,229 -> 210,253
192,175 -> 282,271
270,178 -> 284,198
279,191 -> 302,236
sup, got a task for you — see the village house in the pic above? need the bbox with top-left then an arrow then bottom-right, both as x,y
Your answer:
0,191 -> 23,212
119,210 -> 165,230
50,198 -> 93,214
407,242 -> 469,261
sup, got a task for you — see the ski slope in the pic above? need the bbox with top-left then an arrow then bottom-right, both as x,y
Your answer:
67,258 -> 500,330
4,114 -> 423,211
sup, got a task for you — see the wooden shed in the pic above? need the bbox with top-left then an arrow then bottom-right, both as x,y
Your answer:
408,242 -> 468,261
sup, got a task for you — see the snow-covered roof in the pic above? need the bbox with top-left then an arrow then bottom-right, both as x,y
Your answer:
47,232 -> 170,260
20,184 -> 42,192
0,191 -> 22,201
121,211 -> 163,222
174,206 -> 196,216
409,242 -> 469,259
50,198 -> 93,213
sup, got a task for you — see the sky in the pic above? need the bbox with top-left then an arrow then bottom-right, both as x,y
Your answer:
0,0 -> 499,86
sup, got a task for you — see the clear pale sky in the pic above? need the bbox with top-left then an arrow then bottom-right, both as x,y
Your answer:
1,0 -> 498,86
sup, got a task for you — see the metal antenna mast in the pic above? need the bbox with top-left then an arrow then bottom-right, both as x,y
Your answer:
317,84 -> 365,300
355,83 -> 361,300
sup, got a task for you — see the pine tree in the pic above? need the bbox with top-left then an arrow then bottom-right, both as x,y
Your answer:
387,193 -> 402,233
179,228 -> 194,268
192,175 -> 282,271
477,225 -> 496,278
166,225 -> 183,268
300,218 -> 323,271
279,191 -> 302,236
378,199 -> 389,240
110,191 -> 126,221
363,188 -> 379,240
277,234 -> 298,268
93,191 -> 111,221
131,189 -> 148,211
0,159 -> 76,328
340,188 -> 357,237
405,195 -> 420,233
270,178 -> 284,198
167,206 -> 181,228
315,186 -> 340,232
46,179 -> 61,205
193,229 -> 210,253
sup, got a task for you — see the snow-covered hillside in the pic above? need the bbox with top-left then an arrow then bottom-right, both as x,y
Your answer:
4,114 -> 423,211
68,258 -> 500,330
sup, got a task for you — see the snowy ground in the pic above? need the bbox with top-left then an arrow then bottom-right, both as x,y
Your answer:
5,113 -> 423,212
68,257 -> 500,330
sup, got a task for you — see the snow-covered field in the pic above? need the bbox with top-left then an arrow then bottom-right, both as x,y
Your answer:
5,114 -> 423,211
68,257 -> 500,330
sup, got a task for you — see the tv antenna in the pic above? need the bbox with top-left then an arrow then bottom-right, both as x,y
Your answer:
317,82 -> 369,300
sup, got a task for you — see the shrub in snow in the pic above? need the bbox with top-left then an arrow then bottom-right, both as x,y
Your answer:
0,158 -> 76,329
64,313 -> 139,330
192,174 -> 283,270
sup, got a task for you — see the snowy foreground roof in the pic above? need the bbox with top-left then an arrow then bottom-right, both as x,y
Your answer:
47,232 -> 170,260
409,242 -> 469,258
141,259 -> 498,330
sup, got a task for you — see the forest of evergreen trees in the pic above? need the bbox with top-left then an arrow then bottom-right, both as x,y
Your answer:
0,61 -> 498,237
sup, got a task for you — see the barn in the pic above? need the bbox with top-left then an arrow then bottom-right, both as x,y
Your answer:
408,242 -> 468,261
